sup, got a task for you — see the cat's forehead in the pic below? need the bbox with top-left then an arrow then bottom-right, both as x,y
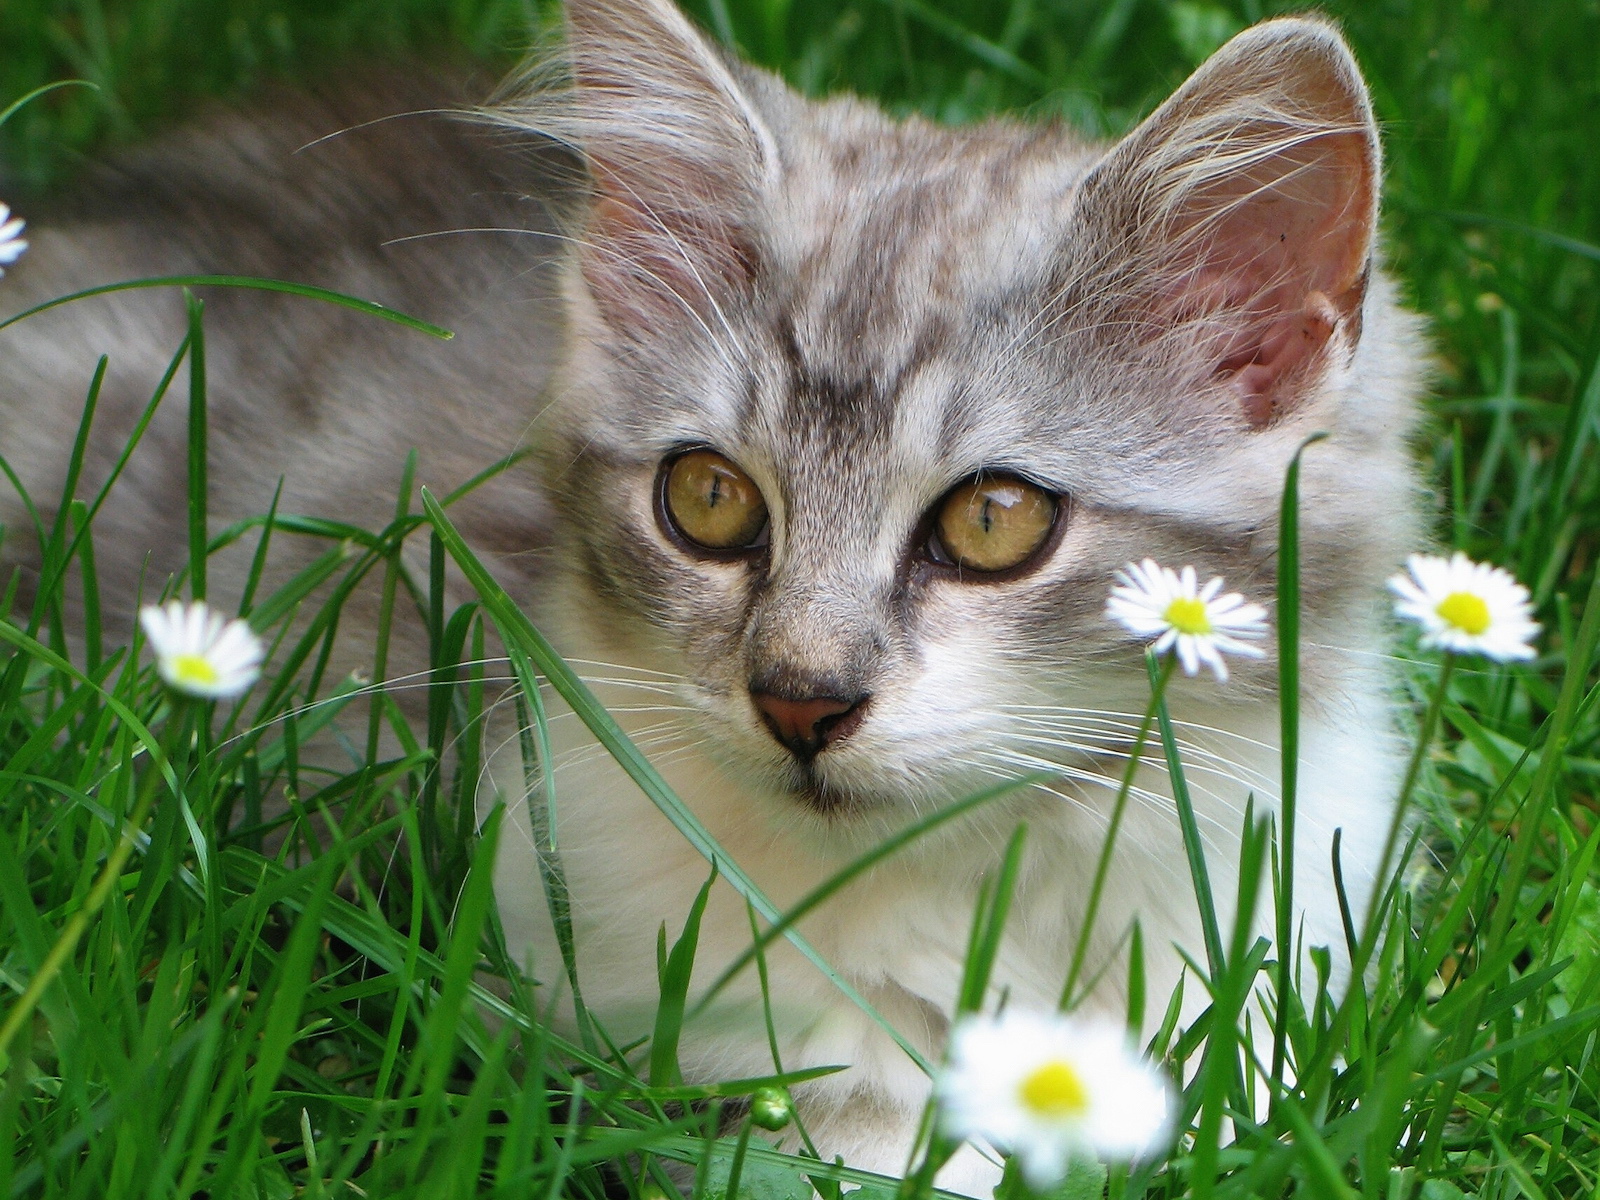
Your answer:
694,109 -> 1107,505
767,107 -> 1095,384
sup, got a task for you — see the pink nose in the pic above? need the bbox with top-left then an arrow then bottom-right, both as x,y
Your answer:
751,692 -> 865,760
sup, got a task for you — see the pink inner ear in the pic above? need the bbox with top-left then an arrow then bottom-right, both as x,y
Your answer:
1174,127 -> 1374,426
580,159 -> 759,332
555,0 -> 777,336
1222,292 -> 1340,426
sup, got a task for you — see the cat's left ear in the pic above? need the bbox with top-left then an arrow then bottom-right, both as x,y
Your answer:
1071,18 -> 1379,427
556,0 -> 782,332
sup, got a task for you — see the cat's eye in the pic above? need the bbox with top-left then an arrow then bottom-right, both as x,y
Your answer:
929,474 -> 1058,574
660,449 -> 769,553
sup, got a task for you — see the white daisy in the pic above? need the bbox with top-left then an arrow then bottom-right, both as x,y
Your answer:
0,203 -> 27,275
1105,559 -> 1269,682
936,1009 -> 1173,1189
1389,552 -> 1539,661
139,600 -> 265,699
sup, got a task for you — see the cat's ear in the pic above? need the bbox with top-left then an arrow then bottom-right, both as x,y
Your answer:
1072,18 -> 1379,427
559,0 -> 780,331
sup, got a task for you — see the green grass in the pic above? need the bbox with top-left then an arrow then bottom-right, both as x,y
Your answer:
2,0 -> 1600,1197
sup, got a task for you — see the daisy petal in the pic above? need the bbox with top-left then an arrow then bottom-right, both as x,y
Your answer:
0,202 -> 27,274
936,1009 -> 1173,1189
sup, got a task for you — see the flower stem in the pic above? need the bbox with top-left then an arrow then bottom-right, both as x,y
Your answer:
1060,652 -> 1176,1010
1361,652 -> 1456,940
1288,652 -> 1457,1095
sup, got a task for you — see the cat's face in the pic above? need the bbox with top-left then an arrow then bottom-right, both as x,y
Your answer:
513,0 -> 1417,825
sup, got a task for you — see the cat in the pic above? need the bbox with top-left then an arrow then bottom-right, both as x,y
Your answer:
479,0 -> 1424,1187
0,0 -> 1425,1192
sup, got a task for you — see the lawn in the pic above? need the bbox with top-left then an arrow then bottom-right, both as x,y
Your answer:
1,0 -> 1598,1197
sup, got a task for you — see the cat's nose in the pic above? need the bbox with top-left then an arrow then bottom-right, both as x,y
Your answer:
750,691 -> 869,760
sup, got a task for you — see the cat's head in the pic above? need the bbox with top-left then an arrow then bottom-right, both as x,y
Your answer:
499,0 -> 1422,827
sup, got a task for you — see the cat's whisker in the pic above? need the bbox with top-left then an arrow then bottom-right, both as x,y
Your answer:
950,760 -> 1199,889
958,761 -> 1103,822
473,695 -> 697,800
564,656 -> 688,681
975,744 -> 1249,834
992,711 -> 1277,781
572,677 -> 694,696
218,664 -> 527,755
970,748 -> 1172,811
996,731 -> 1274,799
393,220 -> 753,378
998,705 -> 1281,753
997,712 -> 1272,770
972,758 -> 1236,870
515,725 -> 695,786
548,719 -> 688,755
1002,711 -> 1257,758
541,701 -> 700,717
1303,641 -> 1492,678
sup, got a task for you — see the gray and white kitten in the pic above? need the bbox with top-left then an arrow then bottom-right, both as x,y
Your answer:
1,0 -> 1424,1190
484,0 -> 1424,1187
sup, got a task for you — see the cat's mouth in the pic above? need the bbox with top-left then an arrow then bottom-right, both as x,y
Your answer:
781,761 -> 880,817
794,778 -> 859,815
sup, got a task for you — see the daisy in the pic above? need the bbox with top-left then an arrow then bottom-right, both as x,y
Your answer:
1106,559 -> 1268,682
0,202 -> 27,275
936,1009 -> 1173,1189
1389,552 -> 1539,661
139,600 -> 265,699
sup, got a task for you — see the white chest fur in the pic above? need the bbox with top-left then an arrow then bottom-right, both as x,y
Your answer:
480,616 -> 1402,1190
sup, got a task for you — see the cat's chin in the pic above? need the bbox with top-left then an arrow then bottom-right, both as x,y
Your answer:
750,745 -> 997,826
792,778 -> 873,817
768,759 -> 966,833
778,765 -> 880,819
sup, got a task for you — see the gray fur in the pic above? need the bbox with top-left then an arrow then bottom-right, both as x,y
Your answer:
1,71 -> 568,690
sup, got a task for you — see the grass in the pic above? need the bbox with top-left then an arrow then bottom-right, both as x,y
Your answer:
2,0 -> 1599,1197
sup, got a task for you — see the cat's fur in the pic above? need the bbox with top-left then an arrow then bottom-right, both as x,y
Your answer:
1,1 -> 1424,1191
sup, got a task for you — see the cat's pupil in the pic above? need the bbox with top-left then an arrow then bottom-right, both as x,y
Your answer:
660,449 -> 768,552
932,475 -> 1058,575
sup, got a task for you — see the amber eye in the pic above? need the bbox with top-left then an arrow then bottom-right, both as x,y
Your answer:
661,449 -> 769,551
932,475 -> 1058,573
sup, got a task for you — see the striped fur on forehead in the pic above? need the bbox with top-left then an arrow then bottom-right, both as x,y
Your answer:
767,107 -> 1097,389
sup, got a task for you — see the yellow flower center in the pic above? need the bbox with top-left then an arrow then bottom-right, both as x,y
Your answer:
1163,596 -> 1212,636
1435,591 -> 1491,636
169,653 -> 220,689
1018,1059 -> 1090,1118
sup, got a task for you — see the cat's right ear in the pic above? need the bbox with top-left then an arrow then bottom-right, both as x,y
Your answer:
555,0 -> 780,333
1068,18 -> 1380,429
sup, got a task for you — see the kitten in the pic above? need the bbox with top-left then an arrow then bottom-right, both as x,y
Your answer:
0,0 -> 1425,1191
481,0 -> 1423,1188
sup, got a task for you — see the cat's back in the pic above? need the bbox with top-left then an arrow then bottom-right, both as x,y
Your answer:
0,70 -> 569,620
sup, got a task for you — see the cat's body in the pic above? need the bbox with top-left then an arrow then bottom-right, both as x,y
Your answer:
2,2 -> 1424,1191
0,73 -> 566,689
